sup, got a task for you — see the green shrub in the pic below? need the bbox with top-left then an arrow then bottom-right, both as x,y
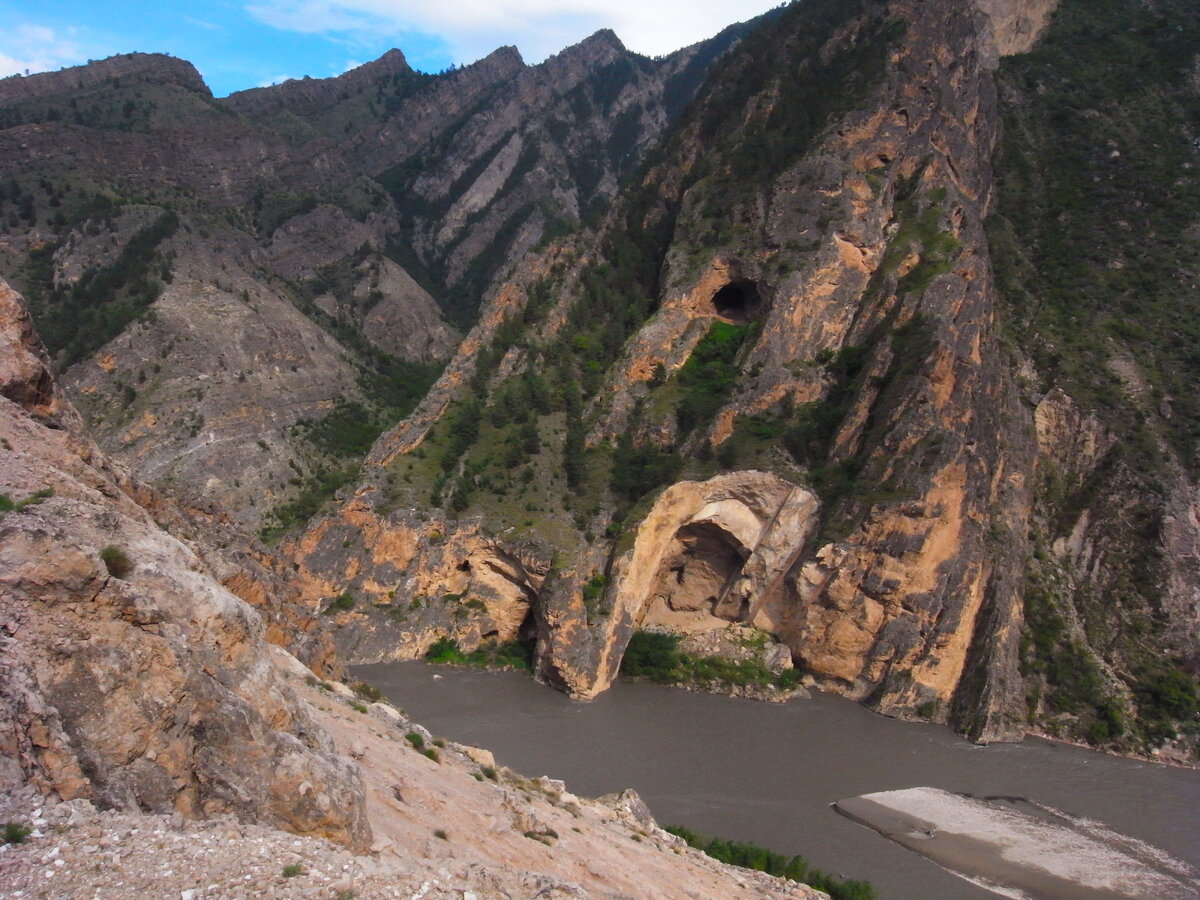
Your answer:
405,732 -> 425,750
424,637 -> 462,664
99,545 -> 132,579
665,826 -> 874,900
0,488 -> 54,515
621,631 -> 683,683
280,864 -> 304,878
326,593 -> 356,613
351,681 -> 382,702
3,823 -> 31,844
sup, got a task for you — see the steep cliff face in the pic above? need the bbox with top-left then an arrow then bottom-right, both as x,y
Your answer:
0,279 -> 368,846
0,22 -> 751,529
328,0 -> 1035,741
311,0 -> 1198,754
986,0 -> 1200,752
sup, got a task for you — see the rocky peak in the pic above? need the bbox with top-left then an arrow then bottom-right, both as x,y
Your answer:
355,47 -> 412,77
569,28 -> 629,59
539,28 -> 629,82
223,47 -> 415,115
0,53 -> 209,105
463,44 -> 527,81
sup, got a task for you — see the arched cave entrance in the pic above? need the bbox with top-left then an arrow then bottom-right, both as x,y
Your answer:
517,607 -> 539,644
646,521 -> 752,627
711,280 -> 763,324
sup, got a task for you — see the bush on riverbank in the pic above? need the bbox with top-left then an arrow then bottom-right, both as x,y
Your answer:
665,825 -> 875,900
424,637 -> 534,671
620,630 -> 802,691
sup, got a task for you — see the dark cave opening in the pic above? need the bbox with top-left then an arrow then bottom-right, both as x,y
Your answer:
518,608 -> 539,644
711,280 -> 763,324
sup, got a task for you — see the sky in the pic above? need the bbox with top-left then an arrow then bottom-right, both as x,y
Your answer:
0,0 -> 784,97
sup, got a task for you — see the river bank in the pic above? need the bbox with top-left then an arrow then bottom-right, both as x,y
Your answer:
356,661 -> 1200,900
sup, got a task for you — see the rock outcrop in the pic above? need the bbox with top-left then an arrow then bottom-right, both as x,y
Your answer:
0,279 -> 369,847
277,485 -> 553,666
560,472 -> 819,697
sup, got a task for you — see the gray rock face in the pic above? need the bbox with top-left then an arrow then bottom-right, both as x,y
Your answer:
0,21 -> 750,526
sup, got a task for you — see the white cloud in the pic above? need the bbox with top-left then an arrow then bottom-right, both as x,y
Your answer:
244,0 -> 781,66
0,23 -> 89,78
257,73 -> 301,87
182,17 -> 223,31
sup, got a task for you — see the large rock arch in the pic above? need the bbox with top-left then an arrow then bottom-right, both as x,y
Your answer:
587,472 -> 819,694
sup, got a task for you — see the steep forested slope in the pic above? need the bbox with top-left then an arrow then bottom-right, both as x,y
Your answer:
987,0 -> 1200,748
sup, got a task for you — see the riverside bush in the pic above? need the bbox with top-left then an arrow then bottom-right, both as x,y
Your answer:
424,636 -> 534,671
620,630 -> 802,691
665,826 -> 874,900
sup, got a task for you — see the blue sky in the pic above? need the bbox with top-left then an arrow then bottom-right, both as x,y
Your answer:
0,0 -> 783,97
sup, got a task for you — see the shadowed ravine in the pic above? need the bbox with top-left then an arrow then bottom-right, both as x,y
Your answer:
356,662 -> 1200,900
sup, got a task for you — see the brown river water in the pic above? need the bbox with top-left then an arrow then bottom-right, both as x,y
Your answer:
354,662 -> 1200,900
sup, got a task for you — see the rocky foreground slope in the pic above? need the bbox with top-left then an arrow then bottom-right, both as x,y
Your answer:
0,675 -> 826,900
0,279 -> 368,846
0,274 -> 832,896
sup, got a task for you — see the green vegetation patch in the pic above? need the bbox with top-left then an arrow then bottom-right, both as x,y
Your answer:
672,321 -> 750,437
665,825 -> 874,900
24,209 -> 178,369
0,488 -> 53,515
99,545 -> 132,579
989,0 -> 1200,469
424,636 -> 535,672
620,631 -> 802,691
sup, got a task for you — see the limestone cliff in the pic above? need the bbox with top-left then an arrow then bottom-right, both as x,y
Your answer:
328,0 -> 1037,742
